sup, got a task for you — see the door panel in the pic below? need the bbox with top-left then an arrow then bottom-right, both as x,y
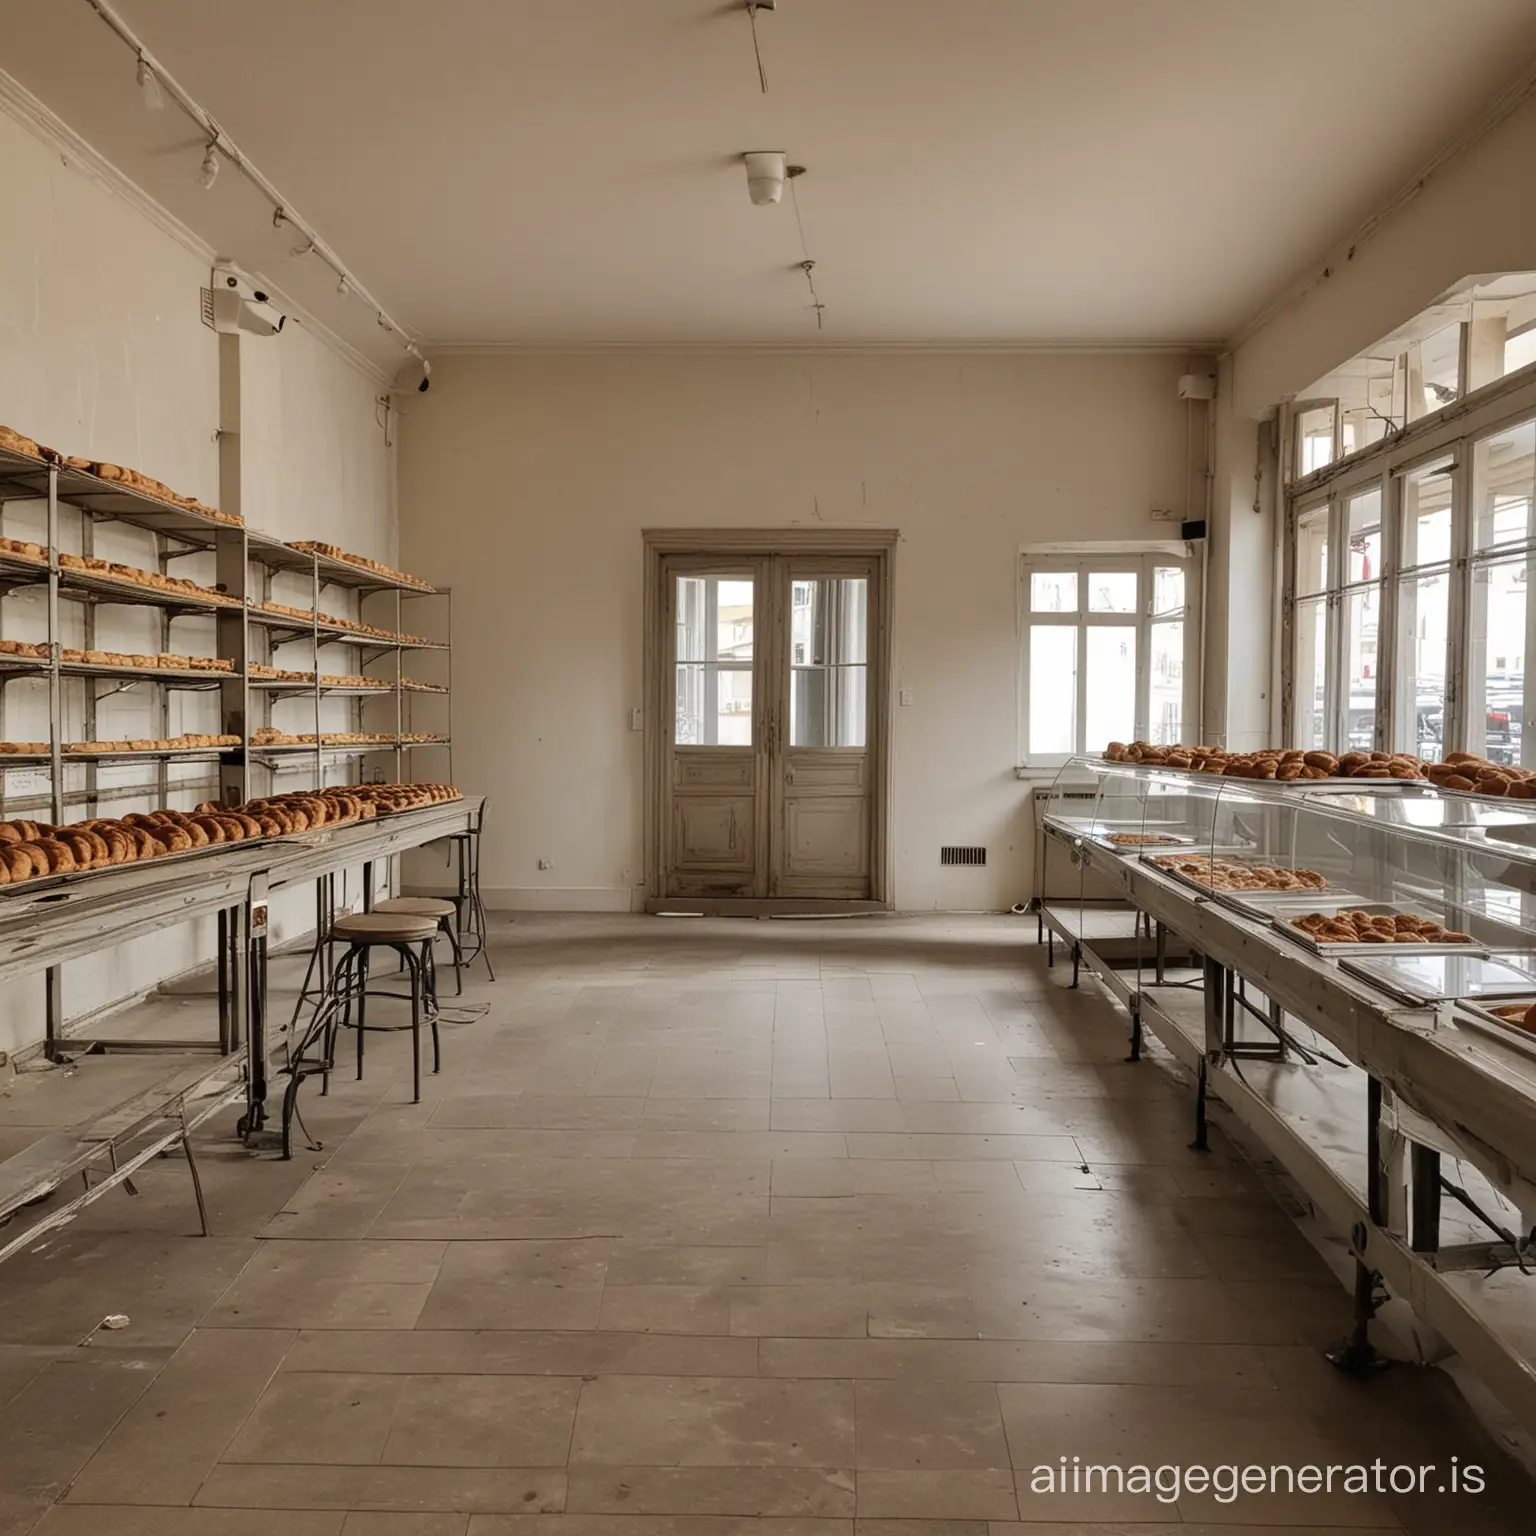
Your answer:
773,560 -> 878,900
662,559 -> 767,899
784,795 -> 870,881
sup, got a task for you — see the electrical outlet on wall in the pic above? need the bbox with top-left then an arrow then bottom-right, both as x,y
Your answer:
537,858 -> 553,871
1150,506 -> 1183,522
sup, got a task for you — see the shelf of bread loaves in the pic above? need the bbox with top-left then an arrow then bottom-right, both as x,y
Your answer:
0,782 -> 462,890
1101,742 -> 1536,798
54,554 -> 240,611
286,540 -> 435,594
0,426 -> 239,543
250,728 -> 403,753
0,640 -> 236,683
247,599 -> 442,649
247,663 -> 391,694
401,678 -> 448,694
0,734 -> 240,762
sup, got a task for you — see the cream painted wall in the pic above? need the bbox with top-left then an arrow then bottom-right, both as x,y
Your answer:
1231,89 -> 1536,420
398,351 -> 1193,911
0,101 -> 396,1057
1205,85 -> 1536,751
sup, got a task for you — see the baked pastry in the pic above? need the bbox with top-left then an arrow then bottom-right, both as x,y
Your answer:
1153,855 -> 1326,893
1290,909 -> 1474,945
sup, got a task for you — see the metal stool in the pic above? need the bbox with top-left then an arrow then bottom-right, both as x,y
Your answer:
448,801 -> 495,981
281,911 -> 441,1159
373,896 -> 465,996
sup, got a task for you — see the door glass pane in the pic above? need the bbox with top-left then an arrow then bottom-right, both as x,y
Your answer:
1394,570 -> 1450,759
1296,504 -> 1330,595
1473,418 -> 1536,552
1149,620 -> 1183,745
1345,489 -> 1382,582
789,577 -> 868,747
675,575 -> 754,745
1084,626 -> 1136,747
1030,571 -> 1077,612
1029,626 -> 1076,754
1342,587 -> 1380,751
1152,566 -> 1185,617
1294,596 -> 1328,750
1400,461 -> 1454,569
1466,556 -> 1528,767
1087,572 -> 1136,613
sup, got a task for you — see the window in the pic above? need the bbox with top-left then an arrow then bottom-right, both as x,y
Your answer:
1286,275 -> 1536,485
1289,490 -> 1385,752
1019,549 -> 1200,764
1285,388 -> 1536,766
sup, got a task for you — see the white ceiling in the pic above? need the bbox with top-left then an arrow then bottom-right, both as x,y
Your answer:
3,0 -> 1536,360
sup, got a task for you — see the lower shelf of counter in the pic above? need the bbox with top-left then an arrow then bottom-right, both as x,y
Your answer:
1046,924 -> 1536,1436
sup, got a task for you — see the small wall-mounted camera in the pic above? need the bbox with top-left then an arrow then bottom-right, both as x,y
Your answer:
210,261 -> 286,338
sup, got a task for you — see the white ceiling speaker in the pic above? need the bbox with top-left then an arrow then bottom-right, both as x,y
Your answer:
743,151 -> 787,206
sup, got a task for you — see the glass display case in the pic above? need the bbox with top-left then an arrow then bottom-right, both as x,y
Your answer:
1038,757 -> 1536,959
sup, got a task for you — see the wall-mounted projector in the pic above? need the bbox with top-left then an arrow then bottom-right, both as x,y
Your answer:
210,261 -> 286,337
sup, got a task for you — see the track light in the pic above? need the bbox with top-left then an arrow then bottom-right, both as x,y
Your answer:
337,274 -> 350,296
137,55 -> 162,110
743,151 -> 786,206
197,143 -> 219,190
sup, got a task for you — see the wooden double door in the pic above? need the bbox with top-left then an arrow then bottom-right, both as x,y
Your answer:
650,545 -> 889,908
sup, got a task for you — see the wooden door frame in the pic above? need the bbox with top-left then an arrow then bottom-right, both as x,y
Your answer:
643,527 -> 898,914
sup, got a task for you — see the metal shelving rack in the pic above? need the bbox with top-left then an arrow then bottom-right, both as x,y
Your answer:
0,444 -> 452,820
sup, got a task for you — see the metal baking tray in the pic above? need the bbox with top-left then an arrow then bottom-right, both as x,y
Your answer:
1342,951 -> 1536,1006
1454,995 -> 1536,1060
1141,850 -> 1331,903
1267,900 -> 1486,957
1218,885 -> 1369,921
1091,825 -> 1196,854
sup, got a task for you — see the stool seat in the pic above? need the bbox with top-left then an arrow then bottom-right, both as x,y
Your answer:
333,912 -> 439,945
373,897 -> 457,919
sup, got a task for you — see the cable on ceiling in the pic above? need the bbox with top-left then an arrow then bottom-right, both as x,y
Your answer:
745,3 -> 769,94
789,173 -> 824,330
79,0 -> 421,360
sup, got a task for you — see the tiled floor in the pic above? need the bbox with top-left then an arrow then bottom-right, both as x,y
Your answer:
0,912 -> 1529,1534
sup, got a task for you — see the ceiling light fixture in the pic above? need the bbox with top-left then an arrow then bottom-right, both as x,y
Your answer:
196,142 -> 219,190
136,54 -> 162,110
743,151 -> 787,206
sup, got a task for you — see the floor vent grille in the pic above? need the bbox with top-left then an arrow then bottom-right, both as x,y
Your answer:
940,845 -> 987,867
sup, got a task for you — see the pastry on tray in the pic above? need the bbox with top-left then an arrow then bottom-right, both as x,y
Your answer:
1289,910 -> 1474,945
1486,1001 -> 1536,1034
1105,831 -> 1186,847
1153,855 -> 1326,893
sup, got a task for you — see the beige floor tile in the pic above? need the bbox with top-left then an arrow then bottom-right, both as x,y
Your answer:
67,1328 -> 294,1503
416,1241 -> 610,1332
195,1463 -> 566,1513
728,1285 -> 871,1338
854,1381 -> 1010,1470
382,1375 -> 582,1465
205,1241 -> 446,1331
566,1468 -> 856,1517
569,1377 -> 855,1467
226,1370 -> 409,1464
34,1511 -> 345,1535
598,1286 -> 733,1335
853,1470 -> 1018,1521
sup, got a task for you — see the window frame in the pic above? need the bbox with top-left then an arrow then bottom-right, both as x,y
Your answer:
1018,545 -> 1202,768
1282,365 -> 1536,762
